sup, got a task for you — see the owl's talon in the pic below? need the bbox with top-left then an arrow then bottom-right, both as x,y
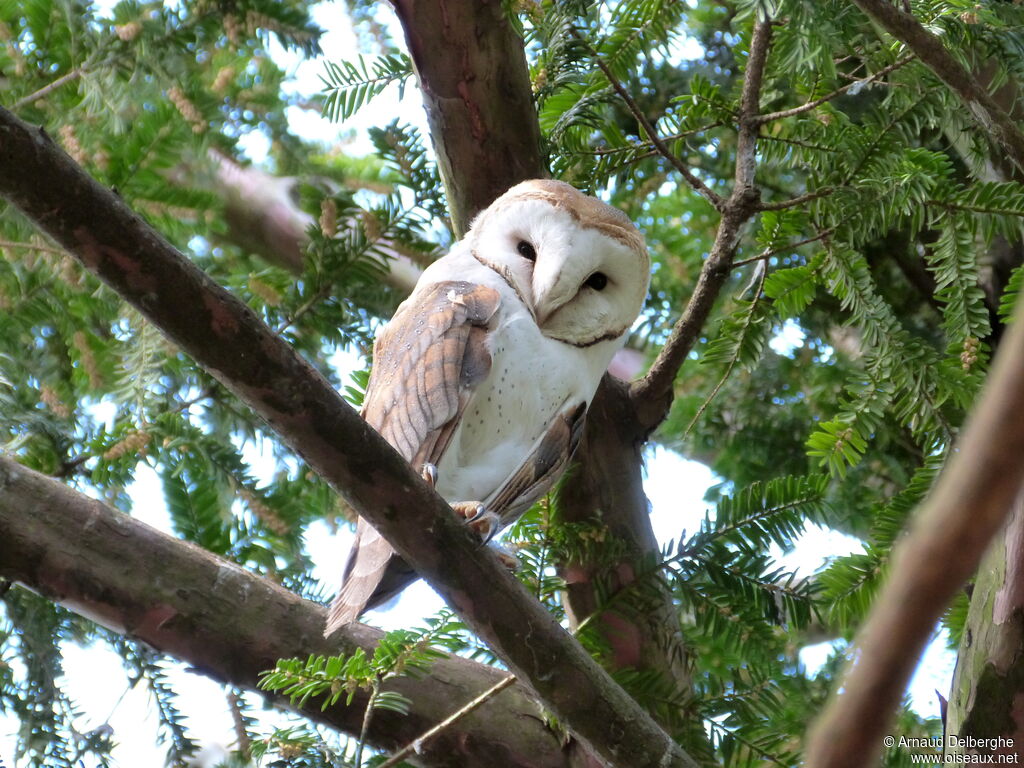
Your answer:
451,501 -> 499,542
421,462 -> 438,488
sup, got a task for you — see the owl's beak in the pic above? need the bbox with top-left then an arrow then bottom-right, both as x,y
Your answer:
532,255 -> 574,325
533,287 -> 570,325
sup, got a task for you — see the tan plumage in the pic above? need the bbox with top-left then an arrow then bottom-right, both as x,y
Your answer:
325,180 -> 649,634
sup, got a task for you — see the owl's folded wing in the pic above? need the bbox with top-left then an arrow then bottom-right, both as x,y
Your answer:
488,400 -> 587,525
325,281 -> 500,634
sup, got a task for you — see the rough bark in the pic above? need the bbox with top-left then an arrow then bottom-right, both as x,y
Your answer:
390,0 -> 546,236
0,104 -> 697,768
0,456 -> 594,768
946,492 -> 1024,761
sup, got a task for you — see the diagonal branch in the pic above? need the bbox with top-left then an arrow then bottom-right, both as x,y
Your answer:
629,19 -> 774,428
0,104 -> 696,768
848,0 -> 1024,173
805,292 -> 1024,768
732,227 -> 835,269
378,676 -> 518,768
0,456 -> 589,768
756,186 -> 835,212
11,67 -> 86,110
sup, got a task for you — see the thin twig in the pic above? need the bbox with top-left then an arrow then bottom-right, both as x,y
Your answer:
756,186 -> 836,212
11,67 -> 87,110
757,133 -> 837,153
588,45 -> 725,211
731,227 -> 835,268
754,55 -> 914,125
570,122 -> 725,157
683,264 -> 767,438
227,690 -> 252,758
274,282 -> 334,335
0,239 -> 66,256
354,681 -> 379,768
377,676 -> 517,768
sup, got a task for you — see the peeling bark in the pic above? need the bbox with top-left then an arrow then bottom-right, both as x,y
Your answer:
946,495 -> 1024,760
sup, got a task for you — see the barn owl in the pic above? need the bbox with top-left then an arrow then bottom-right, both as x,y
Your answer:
325,179 -> 650,633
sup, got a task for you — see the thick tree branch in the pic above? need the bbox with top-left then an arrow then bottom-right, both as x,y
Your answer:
629,19 -> 774,428
389,0 -> 546,236
0,456 -> 586,768
0,105 -> 696,768
805,291 -> 1024,768
849,0 -> 1024,174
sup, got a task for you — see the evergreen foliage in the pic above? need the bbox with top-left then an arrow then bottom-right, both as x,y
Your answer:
2,0 -> 1023,764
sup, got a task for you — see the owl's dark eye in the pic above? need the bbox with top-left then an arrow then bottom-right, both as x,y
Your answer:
585,272 -> 608,291
516,240 -> 537,261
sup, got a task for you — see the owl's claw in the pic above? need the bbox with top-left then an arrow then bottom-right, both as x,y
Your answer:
421,462 -> 438,488
451,501 -> 500,542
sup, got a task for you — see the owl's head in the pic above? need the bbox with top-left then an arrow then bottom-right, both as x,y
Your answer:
467,180 -> 650,347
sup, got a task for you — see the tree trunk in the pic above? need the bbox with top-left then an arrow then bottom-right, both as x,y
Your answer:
390,0 -> 547,236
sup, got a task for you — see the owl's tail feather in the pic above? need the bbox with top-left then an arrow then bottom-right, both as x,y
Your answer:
323,519 -> 417,636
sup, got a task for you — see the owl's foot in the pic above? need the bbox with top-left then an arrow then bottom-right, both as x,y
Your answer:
421,462 -> 438,488
451,501 -> 500,543
489,542 -> 520,572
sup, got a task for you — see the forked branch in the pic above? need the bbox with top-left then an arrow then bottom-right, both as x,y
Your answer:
629,19 -> 774,426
